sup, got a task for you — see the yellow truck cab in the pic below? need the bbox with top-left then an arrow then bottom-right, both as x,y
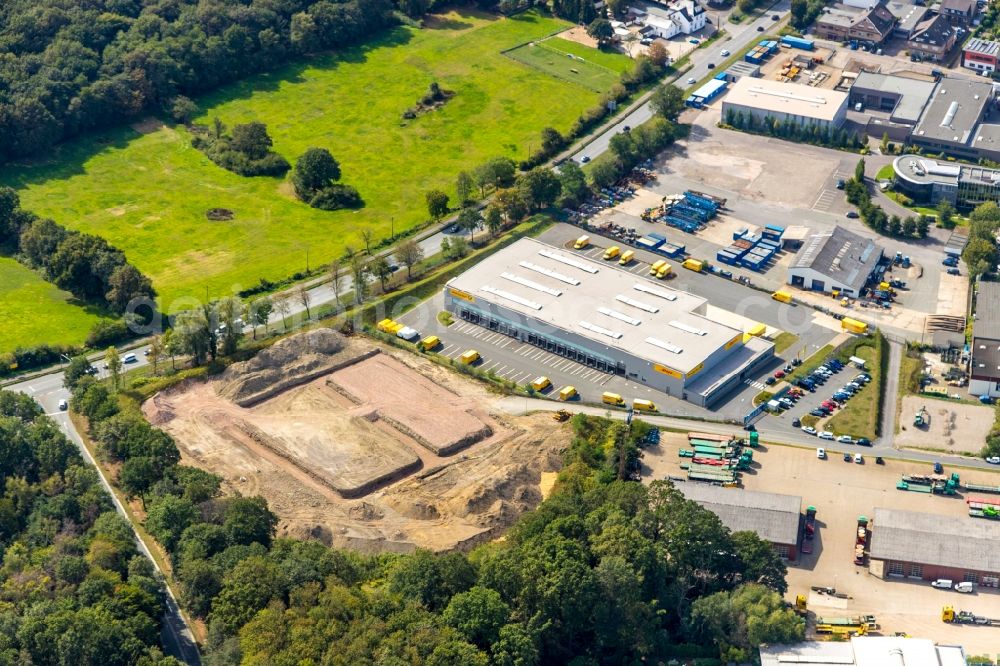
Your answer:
574,235 -> 590,250
618,250 -> 635,265
633,399 -> 657,412
772,290 -> 792,303
655,263 -> 672,279
649,260 -> 667,276
531,376 -> 551,392
602,392 -> 625,406
603,246 -> 621,260
459,349 -> 480,365
559,386 -> 577,401
419,335 -> 440,351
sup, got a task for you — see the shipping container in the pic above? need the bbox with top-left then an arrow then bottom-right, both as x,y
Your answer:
733,227 -> 749,241
648,232 -> 668,242
781,35 -> 815,51
716,250 -> 737,264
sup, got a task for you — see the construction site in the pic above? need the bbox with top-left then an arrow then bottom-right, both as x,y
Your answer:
144,328 -> 570,552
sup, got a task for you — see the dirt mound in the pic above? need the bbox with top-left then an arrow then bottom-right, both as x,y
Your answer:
217,328 -> 359,406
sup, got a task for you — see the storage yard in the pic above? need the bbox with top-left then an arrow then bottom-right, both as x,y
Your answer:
641,434 -> 1000,652
145,329 -> 569,552
895,396 -> 996,455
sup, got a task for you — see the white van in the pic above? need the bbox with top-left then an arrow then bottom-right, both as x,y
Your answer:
931,579 -> 953,589
122,353 -> 137,364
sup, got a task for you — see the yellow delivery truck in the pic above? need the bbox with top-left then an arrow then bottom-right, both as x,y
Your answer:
618,250 -> 635,266
602,392 -> 625,406
649,260 -> 667,276
574,235 -> 590,249
772,291 -> 792,304
682,258 -> 704,273
632,399 -> 657,412
531,376 -> 551,392
419,335 -> 440,351
559,386 -> 577,401
459,349 -> 480,365
603,246 -> 621,260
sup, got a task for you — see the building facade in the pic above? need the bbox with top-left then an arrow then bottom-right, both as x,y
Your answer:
970,282 -> 1000,398
868,508 -> 1000,588
892,155 -> 1000,211
815,2 -> 896,45
938,0 -> 977,26
786,226 -> 885,296
909,76 -> 996,160
442,238 -> 774,407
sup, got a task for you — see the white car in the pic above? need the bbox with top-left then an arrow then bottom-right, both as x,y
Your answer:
687,77 -> 697,84
837,435 -> 853,444
816,447 -> 826,459
58,399 -> 68,411
986,456 -> 1000,464
854,453 -> 863,464
818,431 -> 834,440
721,49 -> 730,56
802,426 -> 817,435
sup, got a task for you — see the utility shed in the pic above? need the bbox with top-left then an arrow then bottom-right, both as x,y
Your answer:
673,482 -> 801,559
867,507 -> 1000,586
786,225 -> 884,295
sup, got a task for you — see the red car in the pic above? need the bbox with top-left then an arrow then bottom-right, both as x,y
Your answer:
774,370 -> 786,379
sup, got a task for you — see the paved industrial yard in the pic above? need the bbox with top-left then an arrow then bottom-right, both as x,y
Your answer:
642,435 -> 1000,652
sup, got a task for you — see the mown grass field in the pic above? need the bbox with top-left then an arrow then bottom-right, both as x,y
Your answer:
0,10 -> 614,311
0,258 -> 110,353
505,37 -> 632,92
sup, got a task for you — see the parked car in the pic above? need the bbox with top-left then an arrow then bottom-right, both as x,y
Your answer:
836,179 -> 846,190
854,453 -> 864,464
819,431 -> 835,440
772,13 -> 779,19
856,438 -> 872,447
987,456 -> 1000,464
58,399 -> 68,411
943,255 -> 959,267
816,447 -> 826,459
934,461 -> 943,474
837,435 -> 853,444
833,392 -> 851,402
846,211 -> 859,219
810,409 -> 827,417
843,452 -> 852,462
707,63 -> 715,69
757,25 -> 765,31
687,77 -> 697,84
792,418 -> 802,427
765,376 -> 777,386
721,49 -> 730,56
581,156 -> 591,163
947,268 -> 961,276
774,370 -> 786,379
802,426 -> 818,435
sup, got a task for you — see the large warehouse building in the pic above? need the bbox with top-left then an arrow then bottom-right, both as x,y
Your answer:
760,637 -> 967,666
787,226 -> 884,296
868,507 -> 1000,588
442,238 -> 775,407
674,482 -> 802,560
722,76 -> 849,130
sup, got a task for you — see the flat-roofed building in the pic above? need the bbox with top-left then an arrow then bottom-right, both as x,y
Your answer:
963,37 -> 1000,73
722,77 -> 848,129
674,482 -> 802,559
760,637 -> 967,666
849,71 -> 935,124
970,282 -> 1000,398
911,76 -> 995,159
892,154 -> 1000,210
868,507 -> 1000,587
442,238 -> 774,407
787,225 -> 884,296
887,0 -> 928,39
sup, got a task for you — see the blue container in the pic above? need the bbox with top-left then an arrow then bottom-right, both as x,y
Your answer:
780,36 -> 815,51
759,240 -> 780,253
743,234 -> 762,246
733,227 -> 749,241
637,236 -> 664,250
714,71 -> 727,80
716,251 -> 737,265
764,223 -> 785,235
648,232 -> 667,242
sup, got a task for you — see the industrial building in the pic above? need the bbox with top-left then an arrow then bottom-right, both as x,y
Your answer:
787,226 -> 884,296
722,77 -> 849,130
674,482 -> 802,559
970,281 -> 1000,398
849,72 -> 936,125
868,507 -> 1000,587
892,155 -> 1000,211
963,37 -> 1000,73
760,637 -> 967,666
442,238 -> 775,407
721,61 -> 761,83
910,76 -> 997,160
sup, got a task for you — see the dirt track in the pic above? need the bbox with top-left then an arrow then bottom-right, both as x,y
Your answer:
145,332 -> 568,552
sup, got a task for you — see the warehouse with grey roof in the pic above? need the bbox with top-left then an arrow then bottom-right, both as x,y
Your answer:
868,507 -> 1000,587
443,238 -> 774,407
786,226 -> 885,296
674,482 -> 802,559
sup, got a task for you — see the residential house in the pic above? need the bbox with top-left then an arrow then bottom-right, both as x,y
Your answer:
938,0 -> 977,27
815,2 -> 896,46
907,14 -> 956,62
640,0 -> 707,39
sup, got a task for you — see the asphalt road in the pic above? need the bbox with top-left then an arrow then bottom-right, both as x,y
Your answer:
571,1 -> 791,165
6,353 -> 202,666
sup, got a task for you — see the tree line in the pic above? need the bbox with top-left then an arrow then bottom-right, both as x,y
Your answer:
0,0 -> 397,164
846,159 -> 931,240
723,108 -> 865,151
64,347 -> 804,665
963,201 -> 1000,278
0,390 -> 181,665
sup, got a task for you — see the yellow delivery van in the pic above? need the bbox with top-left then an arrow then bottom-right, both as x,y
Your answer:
618,250 -> 635,266
771,291 -> 792,304
649,260 -> 667,276
531,376 -> 551,392
559,386 -> 577,401
632,399 -> 657,412
419,335 -> 440,351
682,258 -> 704,272
655,263 -> 672,279
603,246 -> 621,260
574,235 -> 590,249
459,349 -> 480,365
602,392 -> 625,406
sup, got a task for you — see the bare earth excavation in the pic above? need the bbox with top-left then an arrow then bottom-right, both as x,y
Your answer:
144,328 -> 568,552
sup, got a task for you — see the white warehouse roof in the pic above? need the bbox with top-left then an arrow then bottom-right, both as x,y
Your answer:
724,76 -> 848,122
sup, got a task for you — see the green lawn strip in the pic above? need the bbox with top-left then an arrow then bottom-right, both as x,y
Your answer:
800,414 -> 819,427
826,337 -> 883,440
876,164 -> 894,180
1,10 -> 603,310
541,37 -> 634,73
753,390 -> 774,406
772,331 -> 798,354
786,344 -> 834,382
505,40 -> 626,92
0,256 -> 112,354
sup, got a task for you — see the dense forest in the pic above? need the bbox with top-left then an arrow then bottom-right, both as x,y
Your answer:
0,390 -> 180,665
0,0 -> 398,163
68,358 -> 804,666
